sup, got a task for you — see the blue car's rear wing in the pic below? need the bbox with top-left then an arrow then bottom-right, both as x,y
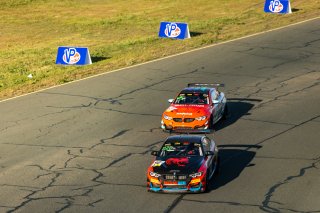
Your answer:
166,128 -> 214,134
187,83 -> 225,88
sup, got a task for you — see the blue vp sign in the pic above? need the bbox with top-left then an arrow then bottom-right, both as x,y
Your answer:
158,22 -> 190,40
264,0 -> 292,14
56,47 -> 92,65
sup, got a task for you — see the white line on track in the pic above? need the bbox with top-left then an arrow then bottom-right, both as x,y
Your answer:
1,16 -> 319,104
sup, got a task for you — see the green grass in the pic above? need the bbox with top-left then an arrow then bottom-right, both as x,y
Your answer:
0,0 -> 319,99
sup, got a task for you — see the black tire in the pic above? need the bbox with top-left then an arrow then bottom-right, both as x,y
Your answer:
204,173 -> 209,193
209,115 -> 214,130
215,156 -> 221,176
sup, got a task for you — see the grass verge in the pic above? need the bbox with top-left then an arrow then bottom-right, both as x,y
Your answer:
0,0 -> 319,100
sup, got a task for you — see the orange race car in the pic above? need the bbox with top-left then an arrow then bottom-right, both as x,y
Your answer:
161,83 -> 228,132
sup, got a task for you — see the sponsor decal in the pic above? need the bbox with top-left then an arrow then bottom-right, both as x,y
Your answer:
174,104 -> 205,107
166,157 -> 189,167
177,112 -> 193,115
162,146 -> 176,151
264,0 -> 291,14
166,106 -> 177,112
159,22 -> 190,40
152,160 -> 165,167
56,46 -> 92,65
190,178 -> 201,184
165,23 -> 181,38
269,0 -> 283,12
164,180 -> 178,185
63,48 -> 81,64
176,95 -> 186,102
150,177 -> 161,184
178,181 -> 186,185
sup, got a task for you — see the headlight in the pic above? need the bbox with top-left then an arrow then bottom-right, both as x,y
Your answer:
189,172 -> 203,178
149,172 -> 161,178
163,114 -> 173,120
195,116 -> 207,121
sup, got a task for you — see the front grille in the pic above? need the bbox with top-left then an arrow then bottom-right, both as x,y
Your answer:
165,175 -> 175,180
164,174 -> 187,180
184,118 -> 195,123
175,127 -> 193,130
173,118 -> 195,123
178,175 -> 187,180
173,118 -> 182,122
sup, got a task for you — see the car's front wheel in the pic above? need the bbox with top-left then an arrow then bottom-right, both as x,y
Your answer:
203,172 -> 210,193
209,115 -> 214,130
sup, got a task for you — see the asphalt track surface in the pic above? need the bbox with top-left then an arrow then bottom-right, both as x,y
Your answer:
1,18 -> 320,213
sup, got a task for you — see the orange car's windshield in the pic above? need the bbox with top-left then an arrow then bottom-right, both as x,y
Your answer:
174,93 -> 209,105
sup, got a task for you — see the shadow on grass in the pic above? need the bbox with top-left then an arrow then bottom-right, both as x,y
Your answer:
207,144 -> 262,192
292,8 -> 300,12
214,98 -> 262,131
190,31 -> 204,37
91,56 -> 111,63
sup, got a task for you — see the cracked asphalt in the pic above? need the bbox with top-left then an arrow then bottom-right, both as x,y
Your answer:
0,18 -> 319,213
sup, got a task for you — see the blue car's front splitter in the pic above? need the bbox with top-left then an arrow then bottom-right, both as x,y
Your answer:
149,183 -> 202,193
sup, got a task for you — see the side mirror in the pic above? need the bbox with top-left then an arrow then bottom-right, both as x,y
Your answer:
151,151 -> 159,156
212,100 -> 219,104
168,99 -> 174,103
205,151 -> 214,156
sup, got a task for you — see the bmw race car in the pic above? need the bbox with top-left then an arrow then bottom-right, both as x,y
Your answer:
147,135 -> 220,193
161,83 -> 228,132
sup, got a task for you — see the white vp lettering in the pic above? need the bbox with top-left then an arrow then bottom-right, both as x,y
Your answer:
166,23 -> 178,36
64,48 -> 77,63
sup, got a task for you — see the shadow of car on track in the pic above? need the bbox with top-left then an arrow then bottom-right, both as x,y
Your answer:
207,144 -> 262,192
214,98 -> 262,131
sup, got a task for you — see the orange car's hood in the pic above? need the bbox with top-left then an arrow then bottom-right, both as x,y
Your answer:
164,104 -> 210,117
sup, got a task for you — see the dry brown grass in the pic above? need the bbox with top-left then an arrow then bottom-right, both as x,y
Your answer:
0,0 -> 319,100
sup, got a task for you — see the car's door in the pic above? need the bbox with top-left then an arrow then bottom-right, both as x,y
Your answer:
210,90 -> 221,123
215,92 -> 226,120
210,139 -> 218,166
202,137 -> 213,171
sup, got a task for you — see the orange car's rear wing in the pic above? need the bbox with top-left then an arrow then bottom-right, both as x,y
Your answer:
187,83 -> 225,88
167,128 -> 213,134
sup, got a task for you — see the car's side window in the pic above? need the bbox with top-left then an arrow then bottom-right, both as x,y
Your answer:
211,89 -> 219,102
202,137 -> 211,152
210,90 -> 217,102
211,139 -> 216,153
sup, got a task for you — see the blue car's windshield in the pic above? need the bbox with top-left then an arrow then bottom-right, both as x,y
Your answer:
160,141 -> 203,157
